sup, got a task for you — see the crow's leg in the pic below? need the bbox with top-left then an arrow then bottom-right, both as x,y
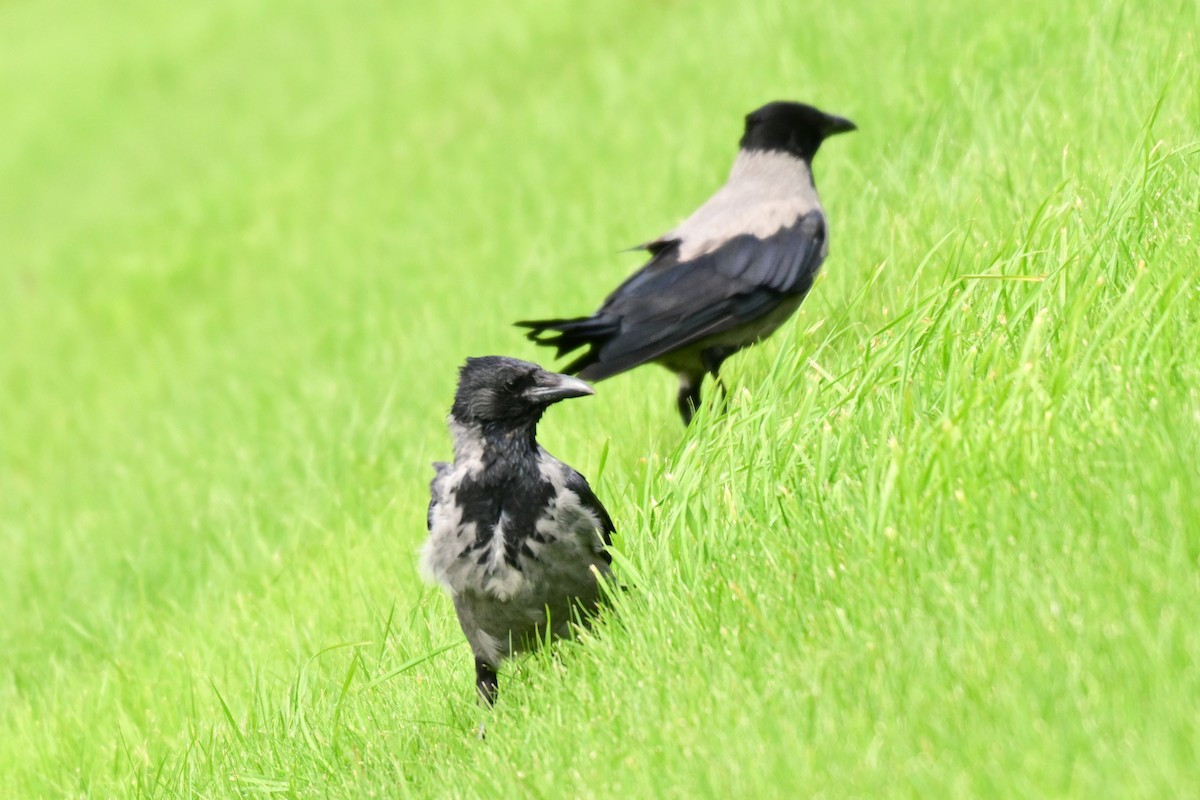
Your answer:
475,657 -> 498,706
711,374 -> 730,405
701,347 -> 736,413
676,372 -> 703,425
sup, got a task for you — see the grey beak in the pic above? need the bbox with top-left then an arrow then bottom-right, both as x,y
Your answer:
825,115 -> 857,135
524,372 -> 595,404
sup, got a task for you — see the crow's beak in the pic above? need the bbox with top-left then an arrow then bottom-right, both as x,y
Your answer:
825,115 -> 857,136
524,372 -> 595,404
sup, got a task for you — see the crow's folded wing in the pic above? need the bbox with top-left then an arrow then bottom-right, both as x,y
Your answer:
591,211 -> 826,372
564,470 -> 615,560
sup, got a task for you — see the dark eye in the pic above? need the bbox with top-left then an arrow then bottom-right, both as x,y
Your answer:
506,371 -> 535,393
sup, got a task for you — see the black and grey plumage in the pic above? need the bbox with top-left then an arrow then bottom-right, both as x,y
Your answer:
517,101 -> 856,424
422,356 -> 615,705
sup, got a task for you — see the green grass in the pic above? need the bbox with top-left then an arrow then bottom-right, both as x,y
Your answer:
2,0 -> 1199,796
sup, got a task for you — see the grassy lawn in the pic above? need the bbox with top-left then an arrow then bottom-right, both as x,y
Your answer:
2,0 -> 1198,796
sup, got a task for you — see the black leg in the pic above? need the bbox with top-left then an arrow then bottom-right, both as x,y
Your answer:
678,348 -> 740,425
701,346 -> 734,379
676,374 -> 702,425
475,657 -> 498,706
712,373 -> 729,406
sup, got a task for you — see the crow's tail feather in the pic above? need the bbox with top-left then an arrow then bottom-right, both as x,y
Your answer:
514,315 -> 620,377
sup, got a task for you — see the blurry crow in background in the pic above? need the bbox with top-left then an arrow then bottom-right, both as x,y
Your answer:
422,357 -> 615,705
518,101 -> 855,424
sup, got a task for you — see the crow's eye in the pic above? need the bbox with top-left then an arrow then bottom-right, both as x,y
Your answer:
505,373 -> 533,393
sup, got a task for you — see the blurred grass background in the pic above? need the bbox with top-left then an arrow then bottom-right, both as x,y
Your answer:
1,0 -> 1198,796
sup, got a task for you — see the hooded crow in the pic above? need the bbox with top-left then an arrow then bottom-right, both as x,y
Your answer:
517,101 -> 855,424
421,356 -> 615,705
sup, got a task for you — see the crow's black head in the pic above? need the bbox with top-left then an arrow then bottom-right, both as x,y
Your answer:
451,356 -> 594,426
740,101 -> 856,162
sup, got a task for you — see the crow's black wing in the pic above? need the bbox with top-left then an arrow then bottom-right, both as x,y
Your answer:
583,211 -> 826,376
564,469 -> 615,561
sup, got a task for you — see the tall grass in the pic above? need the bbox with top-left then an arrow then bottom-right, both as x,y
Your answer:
1,0 -> 1197,796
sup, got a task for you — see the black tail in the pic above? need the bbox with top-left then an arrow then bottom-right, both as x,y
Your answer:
515,315 -> 620,377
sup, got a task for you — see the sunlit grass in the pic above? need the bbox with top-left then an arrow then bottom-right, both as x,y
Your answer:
1,0 -> 1198,796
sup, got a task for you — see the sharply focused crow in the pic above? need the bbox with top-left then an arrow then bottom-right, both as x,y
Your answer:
517,101 -> 855,424
422,356 -> 615,705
